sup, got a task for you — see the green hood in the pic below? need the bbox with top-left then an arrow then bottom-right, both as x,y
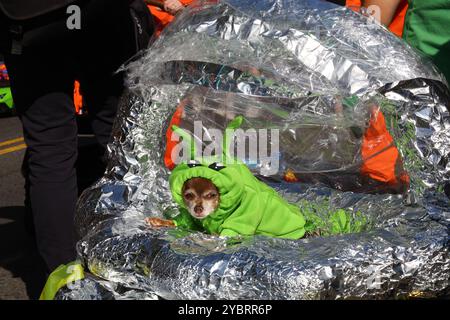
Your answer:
170,161 -> 244,234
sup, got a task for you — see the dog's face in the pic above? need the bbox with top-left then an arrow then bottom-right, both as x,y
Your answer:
182,177 -> 220,220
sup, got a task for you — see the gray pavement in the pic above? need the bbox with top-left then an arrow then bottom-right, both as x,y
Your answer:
0,116 -> 41,300
0,114 -> 104,300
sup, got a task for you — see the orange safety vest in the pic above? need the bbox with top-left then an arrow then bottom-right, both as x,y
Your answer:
148,0 -> 195,37
345,0 -> 408,37
164,103 -> 184,170
73,80 -> 83,114
360,106 -> 407,186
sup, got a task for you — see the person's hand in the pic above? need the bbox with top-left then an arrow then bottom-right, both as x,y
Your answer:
362,0 -> 402,26
145,217 -> 176,228
164,0 -> 184,15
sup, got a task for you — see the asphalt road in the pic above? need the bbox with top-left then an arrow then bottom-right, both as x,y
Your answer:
0,113 -> 105,300
0,115 -> 39,300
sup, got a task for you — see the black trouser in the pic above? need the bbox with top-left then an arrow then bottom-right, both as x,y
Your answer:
4,0 -> 153,272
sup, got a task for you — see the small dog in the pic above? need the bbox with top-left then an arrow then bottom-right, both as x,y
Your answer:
146,159 -> 306,240
180,177 -> 220,219
146,177 -> 219,227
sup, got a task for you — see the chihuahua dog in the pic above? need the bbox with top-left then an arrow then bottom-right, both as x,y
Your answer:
146,177 -> 219,227
181,177 -> 220,219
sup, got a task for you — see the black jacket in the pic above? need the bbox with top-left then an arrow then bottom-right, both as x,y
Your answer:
0,0 -> 77,20
0,0 -> 154,56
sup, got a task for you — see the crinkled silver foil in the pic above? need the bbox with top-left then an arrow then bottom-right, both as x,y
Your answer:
54,273 -> 158,300
59,0 -> 449,299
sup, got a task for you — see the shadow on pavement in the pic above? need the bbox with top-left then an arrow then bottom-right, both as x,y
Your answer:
0,206 -> 47,300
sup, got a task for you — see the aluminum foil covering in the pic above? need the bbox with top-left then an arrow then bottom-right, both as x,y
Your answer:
60,0 -> 450,299
54,273 -> 158,300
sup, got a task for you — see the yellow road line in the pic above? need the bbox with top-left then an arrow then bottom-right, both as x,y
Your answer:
0,137 -> 24,148
0,143 -> 27,156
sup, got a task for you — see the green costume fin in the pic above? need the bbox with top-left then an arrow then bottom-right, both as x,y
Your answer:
39,261 -> 85,300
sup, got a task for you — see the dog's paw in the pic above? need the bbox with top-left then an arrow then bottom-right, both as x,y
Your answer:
145,217 -> 175,228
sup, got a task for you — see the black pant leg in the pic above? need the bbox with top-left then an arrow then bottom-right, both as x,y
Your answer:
79,0 -> 136,150
24,93 -> 78,272
80,0 -> 154,149
5,43 -> 78,272
81,73 -> 124,150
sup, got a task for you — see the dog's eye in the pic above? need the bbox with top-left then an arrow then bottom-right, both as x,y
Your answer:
208,162 -> 225,171
187,160 -> 202,168
184,193 -> 195,200
204,193 -> 217,199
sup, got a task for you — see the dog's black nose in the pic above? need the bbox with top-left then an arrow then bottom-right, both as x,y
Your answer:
194,205 -> 203,214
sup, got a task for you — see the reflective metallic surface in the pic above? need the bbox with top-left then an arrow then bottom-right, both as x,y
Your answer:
56,0 -> 449,300
54,273 -> 158,300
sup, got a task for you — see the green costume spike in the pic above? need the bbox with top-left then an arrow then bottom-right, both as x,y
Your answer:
172,124 -> 197,160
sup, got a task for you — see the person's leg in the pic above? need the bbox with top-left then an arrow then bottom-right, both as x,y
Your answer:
21,149 -> 34,236
74,73 -> 124,196
80,0 -> 154,150
81,74 -> 124,150
25,93 -> 78,272
74,73 -> 123,194
5,41 -> 78,273
79,0 -> 132,150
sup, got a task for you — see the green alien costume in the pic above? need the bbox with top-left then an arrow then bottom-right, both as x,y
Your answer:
170,161 -> 306,239
168,116 -> 306,240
